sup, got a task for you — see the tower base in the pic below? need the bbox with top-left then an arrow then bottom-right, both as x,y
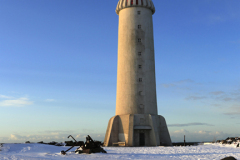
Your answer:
104,114 -> 172,146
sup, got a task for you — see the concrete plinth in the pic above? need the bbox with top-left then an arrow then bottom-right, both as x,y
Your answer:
104,114 -> 172,146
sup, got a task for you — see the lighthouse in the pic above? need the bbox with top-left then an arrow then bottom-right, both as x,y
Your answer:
104,0 -> 172,146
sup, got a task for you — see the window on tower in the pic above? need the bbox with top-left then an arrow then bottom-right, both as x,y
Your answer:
138,11 -> 141,15
139,78 -> 142,82
138,52 -> 142,56
131,0 -> 133,5
138,25 -> 141,29
138,38 -> 141,42
139,91 -> 145,95
138,65 -> 142,69
136,0 -> 138,5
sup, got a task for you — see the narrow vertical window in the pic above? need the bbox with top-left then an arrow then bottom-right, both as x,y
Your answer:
131,0 -> 133,5
138,25 -> 141,29
136,0 -> 138,5
138,65 -> 142,69
139,78 -> 142,82
138,52 -> 142,56
141,0 -> 143,5
138,11 -> 141,15
139,91 -> 144,95
138,38 -> 141,42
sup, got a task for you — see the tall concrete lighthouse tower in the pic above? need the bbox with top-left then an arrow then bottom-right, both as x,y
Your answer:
104,0 -> 172,146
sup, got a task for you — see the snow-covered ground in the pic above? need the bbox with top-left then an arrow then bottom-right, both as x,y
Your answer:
0,143 -> 240,160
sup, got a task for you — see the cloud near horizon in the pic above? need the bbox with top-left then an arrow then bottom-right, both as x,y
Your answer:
169,122 -> 214,127
223,105 -> 240,115
184,88 -> 240,108
0,97 -> 33,107
170,129 -> 235,142
3,132 -> 106,143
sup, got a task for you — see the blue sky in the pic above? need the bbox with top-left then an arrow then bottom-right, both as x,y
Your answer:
0,0 -> 239,143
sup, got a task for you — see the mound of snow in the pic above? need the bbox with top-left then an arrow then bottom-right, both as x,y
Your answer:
0,143 -> 240,160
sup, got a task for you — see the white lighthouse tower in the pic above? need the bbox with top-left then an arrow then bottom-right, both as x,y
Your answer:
104,0 -> 172,146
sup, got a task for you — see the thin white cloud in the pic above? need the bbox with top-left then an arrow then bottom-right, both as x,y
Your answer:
0,98 -> 33,107
212,104 -> 222,107
8,134 -> 65,142
185,96 -> 207,100
224,105 -> 240,115
76,134 -> 81,138
174,129 -> 189,134
186,89 -> 240,102
10,134 -> 18,140
50,132 -> 60,136
230,89 -> 240,96
170,130 -> 233,142
162,79 -> 194,88
5,132 -> 105,143
169,122 -> 214,127
210,91 -> 225,96
195,130 -> 210,135
0,95 -> 12,99
45,99 -> 56,102
215,95 -> 239,102
223,97 -> 232,101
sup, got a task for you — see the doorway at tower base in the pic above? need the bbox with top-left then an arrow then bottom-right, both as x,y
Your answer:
104,114 -> 172,147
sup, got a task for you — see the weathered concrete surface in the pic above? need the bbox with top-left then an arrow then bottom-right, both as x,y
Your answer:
104,114 -> 172,146
104,0 -> 172,147
115,4 -> 157,116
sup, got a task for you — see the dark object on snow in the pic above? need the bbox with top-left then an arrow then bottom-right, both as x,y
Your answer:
65,140 -> 84,146
237,143 -> 239,147
61,135 -> 79,155
184,135 -> 186,146
61,146 -> 75,155
48,141 -> 57,145
75,135 -> 106,154
25,141 -> 30,143
172,142 -> 199,146
65,141 -> 74,146
37,141 -> 44,144
55,143 -> 64,146
221,156 -> 237,160
61,135 -> 106,155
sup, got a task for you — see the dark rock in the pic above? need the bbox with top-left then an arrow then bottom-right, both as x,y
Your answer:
221,156 -> 237,160
48,141 -> 57,145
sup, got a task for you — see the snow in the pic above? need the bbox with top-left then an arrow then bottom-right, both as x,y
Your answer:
0,143 -> 240,160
